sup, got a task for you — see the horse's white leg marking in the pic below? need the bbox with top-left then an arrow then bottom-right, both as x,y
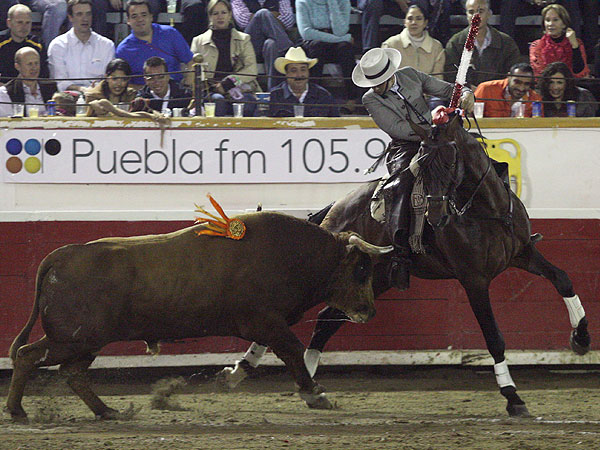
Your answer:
563,294 -> 585,328
494,360 -> 516,388
304,349 -> 321,378
243,342 -> 267,367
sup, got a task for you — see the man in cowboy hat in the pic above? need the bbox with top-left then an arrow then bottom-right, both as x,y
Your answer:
268,47 -> 339,117
352,46 -> 474,289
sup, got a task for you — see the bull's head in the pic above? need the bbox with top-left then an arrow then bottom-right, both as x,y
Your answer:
324,234 -> 394,323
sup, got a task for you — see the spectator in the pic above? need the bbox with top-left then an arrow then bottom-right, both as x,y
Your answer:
0,1 -> 19,33
538,61 -> 596,117
269,46 -> 339,117
178,1 -> 209,45
0,4 -> 49,84
191,0 -> 259,116
474,62 -> 542,117
231,0 -> 294,90
529,4 -> 590,79
444,0 -> 521,89
48,0 -> 115,93
382,4 -> 445,79
116,0 -> 194,87
20,0 -> 68,47
411,0 -> 464,47
92,0 -> 162,39
296,0 -> 360,107
358,0 -> 408,53
51,90 -> 78,115
500,1 -> 598,57
0,47 -> 57,117
85,58 -> 137,115
137,56 -> 192,114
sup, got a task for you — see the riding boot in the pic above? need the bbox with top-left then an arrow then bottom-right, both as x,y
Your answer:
389,230 -> 411,290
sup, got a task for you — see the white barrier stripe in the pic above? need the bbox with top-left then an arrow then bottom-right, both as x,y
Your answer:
1,349 -> 599,371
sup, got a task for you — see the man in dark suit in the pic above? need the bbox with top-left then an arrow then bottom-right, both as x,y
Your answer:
352,47 -> 474,288
0,47 -> 57,116
136,56 -> 192,114
268,47 -> 339,117
0,4 -> 49,84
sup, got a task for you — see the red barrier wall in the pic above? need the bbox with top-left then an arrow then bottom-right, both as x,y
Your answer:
1,219 -> 598,357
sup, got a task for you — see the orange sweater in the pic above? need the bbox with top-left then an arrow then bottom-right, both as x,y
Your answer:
474,78 -> 542,118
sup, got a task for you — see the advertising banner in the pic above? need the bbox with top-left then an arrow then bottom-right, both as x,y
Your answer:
2,128 -> 390,183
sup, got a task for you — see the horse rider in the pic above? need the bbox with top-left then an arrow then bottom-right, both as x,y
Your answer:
351,47 -> 475,289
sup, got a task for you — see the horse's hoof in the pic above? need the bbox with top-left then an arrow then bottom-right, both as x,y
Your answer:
305,393 -> 333,410
299,383 -> 333,409
215,364 -> 247,391
507,403 -> 531,418
570,331 -> 591,356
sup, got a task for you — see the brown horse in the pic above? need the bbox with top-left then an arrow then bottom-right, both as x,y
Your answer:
221,113 -> 591,417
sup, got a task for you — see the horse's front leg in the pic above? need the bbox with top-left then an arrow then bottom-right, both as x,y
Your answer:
463,280 -> 531,417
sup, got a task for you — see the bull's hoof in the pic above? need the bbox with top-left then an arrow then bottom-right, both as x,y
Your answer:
570,330 -> 591,356
215,363 -> 248,391
96,407 -> 121,420
507,403 -> 531,418
6,407 -> 29,424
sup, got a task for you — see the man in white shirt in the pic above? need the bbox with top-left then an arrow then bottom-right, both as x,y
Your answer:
0,47 -> 57,116
48,0 -> 115,93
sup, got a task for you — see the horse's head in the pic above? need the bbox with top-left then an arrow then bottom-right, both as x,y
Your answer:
409,114 -> 465,229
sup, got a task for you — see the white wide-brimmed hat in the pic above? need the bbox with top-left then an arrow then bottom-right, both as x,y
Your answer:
352,48 -> 402,88
274,47 -> 318,75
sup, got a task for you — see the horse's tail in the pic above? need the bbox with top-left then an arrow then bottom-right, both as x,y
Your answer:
9,256 -> 54,361
308,203 -> 334,225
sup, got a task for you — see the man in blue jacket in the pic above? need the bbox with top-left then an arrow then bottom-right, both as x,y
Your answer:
268,47 -> 339,117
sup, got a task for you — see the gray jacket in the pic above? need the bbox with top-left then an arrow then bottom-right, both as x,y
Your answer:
363,67 -> 455,142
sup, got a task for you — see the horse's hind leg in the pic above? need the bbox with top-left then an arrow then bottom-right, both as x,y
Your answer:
59,355 -> 119,419
463,281 -> 530,417
513,243 -> 590,355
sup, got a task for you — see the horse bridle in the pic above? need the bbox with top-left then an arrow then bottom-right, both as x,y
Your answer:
421,139 -> 492,219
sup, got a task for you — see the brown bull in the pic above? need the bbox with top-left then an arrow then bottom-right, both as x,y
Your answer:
6,211 -> 393,421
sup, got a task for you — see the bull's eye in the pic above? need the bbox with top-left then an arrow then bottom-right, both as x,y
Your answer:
353,254 -> 371,283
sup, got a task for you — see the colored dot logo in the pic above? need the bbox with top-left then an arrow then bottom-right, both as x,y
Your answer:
5,137 -> 61,174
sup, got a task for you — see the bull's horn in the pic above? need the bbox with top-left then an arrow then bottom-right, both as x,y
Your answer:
349,235 -> 394,254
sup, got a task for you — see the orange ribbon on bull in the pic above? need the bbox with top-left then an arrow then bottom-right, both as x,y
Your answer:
194,194 -> 246,240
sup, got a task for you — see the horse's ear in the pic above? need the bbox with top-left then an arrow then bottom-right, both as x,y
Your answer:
407,116 -> 429,141
446,112 -> 464,138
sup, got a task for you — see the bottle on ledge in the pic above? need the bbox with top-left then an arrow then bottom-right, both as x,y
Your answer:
76,94 -> 86,117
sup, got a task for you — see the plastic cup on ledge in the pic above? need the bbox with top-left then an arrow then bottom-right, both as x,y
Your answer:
232,103 -> 244,118
12,103 -> 24,117
204,102 -> 216,117
293,104 -> 305,118
28,106 -> 39,118
473,102 -> 484,119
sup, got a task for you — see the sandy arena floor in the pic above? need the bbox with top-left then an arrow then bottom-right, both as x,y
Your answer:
1,366 -> 599,450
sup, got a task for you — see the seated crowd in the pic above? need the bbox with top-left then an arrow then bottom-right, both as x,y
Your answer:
0,0 -> 598,118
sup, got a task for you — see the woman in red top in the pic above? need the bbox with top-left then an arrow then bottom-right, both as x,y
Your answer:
529,4 -> 590,79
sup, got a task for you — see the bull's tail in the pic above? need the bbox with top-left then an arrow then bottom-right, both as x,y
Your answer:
9,257 -> 54,361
